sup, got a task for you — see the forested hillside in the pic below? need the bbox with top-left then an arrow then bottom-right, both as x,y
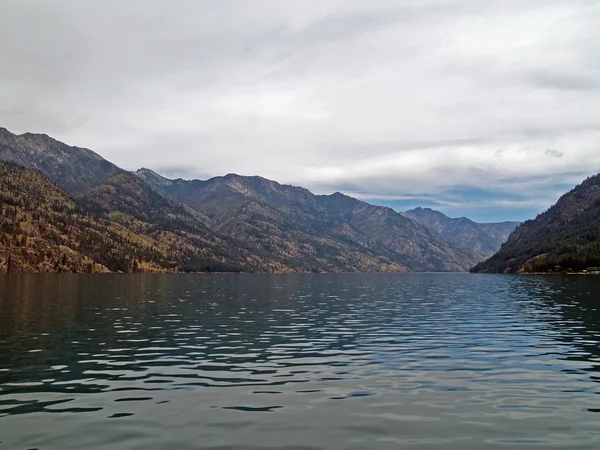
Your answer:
0,162 -> 248,273
471,174 -> 600,273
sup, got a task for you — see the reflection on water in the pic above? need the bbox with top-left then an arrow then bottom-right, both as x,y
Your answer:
1,273 -> 600,449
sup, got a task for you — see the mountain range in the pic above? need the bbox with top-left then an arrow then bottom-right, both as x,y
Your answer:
402,207 -> 520,260
135,168 -> 489,272
1,127 -> 512,273
471,173 -> 600,273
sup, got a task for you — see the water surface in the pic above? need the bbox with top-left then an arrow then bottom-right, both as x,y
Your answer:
1,273 -> 600,449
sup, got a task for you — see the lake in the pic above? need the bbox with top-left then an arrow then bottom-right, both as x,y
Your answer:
1,273 -> 600,449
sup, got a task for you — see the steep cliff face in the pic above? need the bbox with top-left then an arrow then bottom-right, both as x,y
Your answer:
402,207 -> 519,259
471,174 -> 600,273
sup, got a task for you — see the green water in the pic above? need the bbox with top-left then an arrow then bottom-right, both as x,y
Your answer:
1,273 -> 600,449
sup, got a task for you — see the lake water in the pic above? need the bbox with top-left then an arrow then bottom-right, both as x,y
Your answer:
1,273 -> 600,449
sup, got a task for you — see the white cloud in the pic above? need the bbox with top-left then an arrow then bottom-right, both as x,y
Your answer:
0,0 -> 598,220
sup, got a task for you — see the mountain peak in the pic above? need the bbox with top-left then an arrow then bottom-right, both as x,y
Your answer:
323,191 -> 358,206
331,191 -> 348,198
0,127 -> 19,142
136,168 -> 173,187
223,173 -> 273,184
18,131 -> 74,148
0,127 -> 120,193
20,131 -> 53,139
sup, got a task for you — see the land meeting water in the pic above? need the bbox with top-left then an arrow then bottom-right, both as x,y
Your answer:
1,273 -> 599,449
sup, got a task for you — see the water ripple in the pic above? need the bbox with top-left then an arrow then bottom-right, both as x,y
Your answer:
1,273 -> 600,449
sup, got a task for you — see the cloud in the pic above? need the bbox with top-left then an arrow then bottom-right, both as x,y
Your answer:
0,0 -> 599,222
545,149 -> 564,158
525,72 -> 598,92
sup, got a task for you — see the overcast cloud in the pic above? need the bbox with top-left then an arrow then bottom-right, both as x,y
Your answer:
1,0 -> 599,221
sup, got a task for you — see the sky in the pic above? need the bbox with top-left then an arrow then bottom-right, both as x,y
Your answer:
1,0 -> 599,222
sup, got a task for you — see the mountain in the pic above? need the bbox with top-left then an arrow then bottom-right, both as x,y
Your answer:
0,129 -> 254,273
0,161 -> 250,273
402,207 -> 520,259
0,161 -> 107,273
471,174 -> 600,273
136,169 -> 480,272
0,126 -> 482,273
0,127 -> 121,193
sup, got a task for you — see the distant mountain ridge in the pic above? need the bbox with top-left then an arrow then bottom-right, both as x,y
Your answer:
471,174 -> 600,273
0,126 -> 483,273
136,168 -> 481,272
402,207 -> 520,259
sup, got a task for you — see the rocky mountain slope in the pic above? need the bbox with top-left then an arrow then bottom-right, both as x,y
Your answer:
136,169 -> 480,272
0,127 -> 121,193
0,161 -> 251,273
471,174 -> 600,273
402,207 -> 520,258
0,126 -> 482,273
